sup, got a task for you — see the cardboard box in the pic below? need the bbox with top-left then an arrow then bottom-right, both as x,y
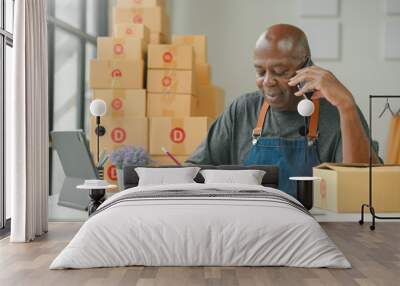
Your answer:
113,7 -> 168,34
195,63 -> 211,86
149,32 -> 168,44
97,37 -> 144,60
196,85 -> 224,118
113,24 -> 150,44
92,89 -> 146,117
149,117 -> 212,155
313,163 -> 400,213
172,34 -> 207,63
151,155 -> 188,166
117,0 -> 165,8
148,44 -> 194,70
147,93 -> 198,117
90,116 -> 148,154
90,60 -> 144,89
147,69 -> 195,94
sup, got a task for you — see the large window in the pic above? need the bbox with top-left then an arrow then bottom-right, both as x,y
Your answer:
47,0 -> 107,220
0,0 -> 14,233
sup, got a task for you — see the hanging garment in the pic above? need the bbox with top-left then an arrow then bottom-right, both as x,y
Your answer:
386,115 -> 400,164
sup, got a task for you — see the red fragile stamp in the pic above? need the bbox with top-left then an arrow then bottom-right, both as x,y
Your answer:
111,127 -> 126,143
111,69 -> 122,78
132,14 -> 143,23
107,165 -> 117,181
162,76 -> 172,87
111,98 -> 123,110
162,52 -> 173,63
170,128 -> 186,144
113,43 -> 124,55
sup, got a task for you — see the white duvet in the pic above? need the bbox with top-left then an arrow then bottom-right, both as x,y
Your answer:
50,183 -> 351,269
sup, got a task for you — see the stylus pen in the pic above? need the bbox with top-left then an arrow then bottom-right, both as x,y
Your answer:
99,150 -> 106,163
98,154 -> 109,168
161,147 -> 182,166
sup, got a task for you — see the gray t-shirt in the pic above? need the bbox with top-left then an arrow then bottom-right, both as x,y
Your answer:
186,90 -> 374,165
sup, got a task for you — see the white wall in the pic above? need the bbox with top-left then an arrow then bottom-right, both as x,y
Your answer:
169,0 -> 400,160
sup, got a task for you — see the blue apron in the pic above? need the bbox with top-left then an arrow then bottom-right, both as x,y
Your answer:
243,100 -> 321,198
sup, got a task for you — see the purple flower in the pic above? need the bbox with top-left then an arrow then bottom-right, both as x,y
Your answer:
110,145 -> 151,169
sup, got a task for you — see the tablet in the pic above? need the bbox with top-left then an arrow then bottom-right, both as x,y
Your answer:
51,130 -> 98,210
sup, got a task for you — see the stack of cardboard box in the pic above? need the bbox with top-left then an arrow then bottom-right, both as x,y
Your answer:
147,35 -> 224,165
89,0 -> 168,182
114,0 -> 170,44
89,0 -> 225,182
172,35 -> 224,119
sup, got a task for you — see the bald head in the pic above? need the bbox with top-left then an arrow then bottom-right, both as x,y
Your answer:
253,24 -> 311,111
256,24 -> 310,60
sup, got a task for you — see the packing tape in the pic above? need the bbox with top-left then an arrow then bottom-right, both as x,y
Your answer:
156,94 -> 192,117
111,110 -> 126,117
161,109 -> 175,117
161,93 -> 175,105
147,94 -> 174,117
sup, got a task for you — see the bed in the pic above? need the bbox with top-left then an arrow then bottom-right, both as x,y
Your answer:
50,165 -> 350,269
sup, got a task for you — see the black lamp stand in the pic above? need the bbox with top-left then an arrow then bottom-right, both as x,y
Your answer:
88,115 -> 106,216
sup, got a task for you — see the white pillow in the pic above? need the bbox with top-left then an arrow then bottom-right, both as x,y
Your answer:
200,169 -> 266,185
135,167 -> 201,186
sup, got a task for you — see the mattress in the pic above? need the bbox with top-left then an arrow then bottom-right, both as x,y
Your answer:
50,183 -> 351,269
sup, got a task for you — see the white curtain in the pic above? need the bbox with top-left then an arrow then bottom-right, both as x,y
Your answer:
7,0 -> 49,242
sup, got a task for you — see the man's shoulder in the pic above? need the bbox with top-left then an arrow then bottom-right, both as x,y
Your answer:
318,98 -> 362,118
234,90 -> 263,104
230,90 -> 263,112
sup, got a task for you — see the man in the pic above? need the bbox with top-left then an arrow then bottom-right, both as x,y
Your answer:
186,24 -> 380,197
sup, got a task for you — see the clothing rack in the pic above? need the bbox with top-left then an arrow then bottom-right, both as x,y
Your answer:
359,95 -> 400,230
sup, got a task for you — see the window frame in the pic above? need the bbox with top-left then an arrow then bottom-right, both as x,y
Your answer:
0,0 -> 14,235
47,0 -> 108,197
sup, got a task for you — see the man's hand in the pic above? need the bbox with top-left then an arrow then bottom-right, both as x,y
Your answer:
288,65 -> 355,112
288,65 -> 381,164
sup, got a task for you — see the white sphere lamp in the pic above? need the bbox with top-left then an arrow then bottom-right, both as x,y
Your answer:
90,99 -> 107,117
297,98 -> 315,117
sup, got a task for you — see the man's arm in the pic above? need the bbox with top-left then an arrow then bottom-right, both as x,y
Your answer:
288,65 -> 380,164
337,101 -> 380,164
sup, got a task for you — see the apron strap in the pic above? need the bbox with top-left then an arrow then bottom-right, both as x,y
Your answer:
252,98 -> 320,140
252,100 -> 269,138
308,98 -> 320,140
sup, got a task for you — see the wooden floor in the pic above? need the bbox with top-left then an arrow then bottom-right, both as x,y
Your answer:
0,222 -> 399,286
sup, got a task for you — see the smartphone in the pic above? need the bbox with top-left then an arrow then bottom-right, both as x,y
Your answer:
297,57 -> 314,100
